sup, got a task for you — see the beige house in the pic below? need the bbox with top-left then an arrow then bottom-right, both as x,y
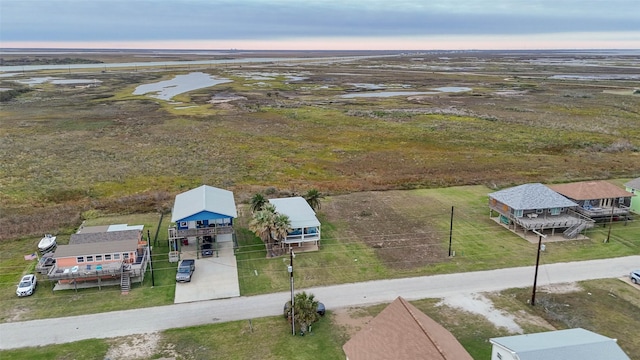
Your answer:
343,297 -> 472,360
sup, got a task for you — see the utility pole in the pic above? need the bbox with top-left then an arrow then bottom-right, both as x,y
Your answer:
288,249 -> 295,335
605,205 -> 615,243
530,229 -> 547,306
448,206 -> 454,257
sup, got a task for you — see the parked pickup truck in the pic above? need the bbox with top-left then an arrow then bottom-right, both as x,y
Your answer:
176,259 -> 195,282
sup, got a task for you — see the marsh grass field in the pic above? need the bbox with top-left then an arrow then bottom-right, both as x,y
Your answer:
1,50 -> 640,358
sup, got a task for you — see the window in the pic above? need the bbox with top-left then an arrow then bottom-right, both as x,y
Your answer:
114,254 -> 120,260
550,208 -> 560,215
619,197 -> 624,204
86,255 -> 94,262
514,209 -> 523,218
77,256 -> 84,263
123,253 -> 129,260
96,255 -> 102,261
105,254 -> 112,261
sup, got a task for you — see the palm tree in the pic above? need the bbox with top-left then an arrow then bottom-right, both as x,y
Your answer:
250,193 -> 267,213
292,291 -> 320,333
272,213 -> 292,256
249,208 -> 276,257
304,189 -> 322,211
249,203 -> 290,257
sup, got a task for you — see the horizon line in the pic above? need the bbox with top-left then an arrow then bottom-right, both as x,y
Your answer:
2,47 -> 639,52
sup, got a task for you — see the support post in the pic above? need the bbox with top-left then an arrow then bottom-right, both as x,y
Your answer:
605,205 -> 614,243
288,249 -> 295,335
530,230 -> 546,306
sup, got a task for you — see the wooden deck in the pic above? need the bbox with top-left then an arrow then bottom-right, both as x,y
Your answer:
491,217 -> 590,243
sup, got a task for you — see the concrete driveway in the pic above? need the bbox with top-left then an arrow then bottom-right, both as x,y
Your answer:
174,235 -> 240,303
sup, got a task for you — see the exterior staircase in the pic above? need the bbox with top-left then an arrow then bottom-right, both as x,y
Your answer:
563,222 -> 587,239
120,266 -> 131,295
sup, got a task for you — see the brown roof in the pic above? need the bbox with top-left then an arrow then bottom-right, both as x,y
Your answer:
548,180 -> 633,201
70,229 -> 141,245
342,297 -> 473,360
53,238 -> 139,258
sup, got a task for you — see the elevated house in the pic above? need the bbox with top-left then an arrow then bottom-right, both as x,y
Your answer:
343,296 -> 473,360
489,183 -> 593,240
269,197 -> 320,251
490,328 -> 630,360
46,224 -> 148,294
168,185 -> 237,262
548,180 -> 634,222
624,177 -> 640,214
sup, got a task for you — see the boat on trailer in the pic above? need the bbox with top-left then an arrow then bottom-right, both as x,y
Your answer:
38,234 -> 57,253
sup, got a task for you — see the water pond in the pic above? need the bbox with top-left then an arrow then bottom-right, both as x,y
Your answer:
340,86 -> 471,98
133,72 -> 232,100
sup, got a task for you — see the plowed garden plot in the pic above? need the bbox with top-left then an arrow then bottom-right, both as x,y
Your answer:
322,190 -> 451,269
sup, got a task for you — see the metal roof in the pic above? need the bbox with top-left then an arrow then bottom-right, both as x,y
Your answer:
490,328 -> 630,360
171,185 -> 237,223
269,197 -> 320,229
488,183 -> 578,210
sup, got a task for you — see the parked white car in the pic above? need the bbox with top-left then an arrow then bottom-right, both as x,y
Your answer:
16,274 -> 37,297
630,270 -> 640,284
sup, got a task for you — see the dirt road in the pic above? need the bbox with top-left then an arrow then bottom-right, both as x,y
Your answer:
1,255 -> 638,350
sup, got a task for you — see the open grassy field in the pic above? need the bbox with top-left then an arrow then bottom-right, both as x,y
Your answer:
1,50 -> 639,242
1,278 -> 637,360
0,50 -> 639,356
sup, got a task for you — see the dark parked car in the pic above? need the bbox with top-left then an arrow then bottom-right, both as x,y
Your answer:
283,301 -> 326,318
201,243 -> 214,257
630,270 -> 640,284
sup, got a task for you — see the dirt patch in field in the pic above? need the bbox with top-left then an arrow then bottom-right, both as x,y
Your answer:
331,307 -> 375,338
322,190 -> 447,269
105,333 -> 164,360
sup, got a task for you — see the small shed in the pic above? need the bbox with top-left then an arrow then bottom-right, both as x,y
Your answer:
490,328 -> 630,360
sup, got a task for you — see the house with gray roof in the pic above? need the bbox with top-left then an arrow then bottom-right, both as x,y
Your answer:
490,328 -> 630,360
269,197 -> 321,251
624,177 -> 640,214
488,183 -> 593,240
47,225 -> 147,294
168,185 -> 237,262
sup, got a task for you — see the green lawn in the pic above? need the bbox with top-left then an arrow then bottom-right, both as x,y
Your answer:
2,185 -> 638,322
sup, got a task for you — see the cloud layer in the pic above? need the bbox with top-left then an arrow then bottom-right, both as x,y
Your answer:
1,0 -> 638,49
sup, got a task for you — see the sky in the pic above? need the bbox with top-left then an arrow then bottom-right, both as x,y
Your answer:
1,0 -> 639,50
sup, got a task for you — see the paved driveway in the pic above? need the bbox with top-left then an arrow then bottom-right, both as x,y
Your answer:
1,255 -> 638,350
174,236 -> 240,303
